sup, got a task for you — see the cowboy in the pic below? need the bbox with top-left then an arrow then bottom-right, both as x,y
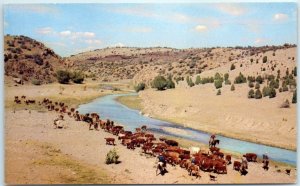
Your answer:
209,134 -> 216,148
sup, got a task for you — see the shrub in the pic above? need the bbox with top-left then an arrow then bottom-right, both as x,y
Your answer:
269,79 -> 279,89
292,90 -> 297,103
234,72 -> 246,84
152,75 -> 167,90
250,58 -> 253,63
195,75 -> 201,85
248,81 -> 254,88
225,79 -> 231,85
248,89 -> 255,98
33,54 -> 43,65
56,70 -> 70,84
256,75 -> 263,84
214,79 -> 223,89
105,148 -> 119,164
255,89 -> 262,99
216,89 -> 221,95
255,82 -> 260,89
293,67 -> 297,76
269,87 -> 276,98
134,83 -> 146,92
70,71 -> 84,84
262,56 -> 267,63
166,76 -> 175,89
280,99 -> 290,108
31,79 -> 41,85
231,84 -> 235,91
186,76 -> 195,87
224,73 -> 229,81
230,64 -> 235,70
262,86 -> 270,97
279,87 -> 282,92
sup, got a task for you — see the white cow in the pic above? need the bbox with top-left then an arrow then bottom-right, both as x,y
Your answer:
189,146 -> 200,154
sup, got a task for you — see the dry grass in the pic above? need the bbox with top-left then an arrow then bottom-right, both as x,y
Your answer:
115,95 -> 142,110
32,141 -> 111,184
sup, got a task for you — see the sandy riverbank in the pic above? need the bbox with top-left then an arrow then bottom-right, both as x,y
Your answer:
5,110 -> 296,184
137,86 -> 296,151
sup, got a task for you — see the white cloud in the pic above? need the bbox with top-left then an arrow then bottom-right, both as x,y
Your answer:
60,30 -> 72,36
111,43 -> 125,48
194,25 -> 208,32
127,27 -> 153,33
85,39 -> 101,45
215,4 -> 247,16
59,31 -> 95,39
254,38 -> 268,45
36,27 -> 53,35
273,13 -> 288,21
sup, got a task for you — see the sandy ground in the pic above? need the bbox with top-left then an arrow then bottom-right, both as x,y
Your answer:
5,109 -> 296,184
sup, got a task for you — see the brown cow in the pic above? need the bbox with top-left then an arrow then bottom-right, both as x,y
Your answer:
105,138 -> 115,145
233,161 -> 241,171
225,155 -> 232,165
188,164 -> 201,178
243,153 -> 257,162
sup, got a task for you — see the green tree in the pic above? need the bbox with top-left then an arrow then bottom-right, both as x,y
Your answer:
195,75 -> 201,85
269,87 -> 276,98
248,89 -> 255,98
134,83 -> 146,92
256,75 -> 263,84
166,76 -> 175,89
230,84 -> 235,91
292,90 -> 297,103
56,70 -> 70,84
70,71 -> 84,84
262,56 -> 267,63
224,73 -> 229,81
152,75 -> 167,90
255,89 -> 262,99
230,63 -> 235,70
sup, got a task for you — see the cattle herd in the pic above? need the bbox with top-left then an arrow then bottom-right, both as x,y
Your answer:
13,95 -> 291,181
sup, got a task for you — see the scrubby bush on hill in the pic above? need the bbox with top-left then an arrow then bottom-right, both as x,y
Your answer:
31,79 -> 41,85
262,56 -> 267,63
230,64 -> 235,70
152,75 -> 167,90
280,99 -> 290,108
256,75 -> 263,84
269,87 -> 276,98
234,72 -> 246,84
166,76 -> 175,89
195,75 -> 201,85
56,70 -> 71,84
134,83 -> 146,92
70,71 -> 85,84
255,89 -> 262,99
248,89 -> 255,98
217,89 -> 221,95
186,76 -> 195,87
255,82 -> 260,89
231,84 -> 235,91
292,90 -> 297,103
262,86 -> 270,97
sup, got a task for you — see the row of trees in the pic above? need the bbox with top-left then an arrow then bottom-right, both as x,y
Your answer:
56,70 -> 85,84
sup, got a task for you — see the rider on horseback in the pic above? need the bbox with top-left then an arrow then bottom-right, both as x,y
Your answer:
209,134 -> 216,148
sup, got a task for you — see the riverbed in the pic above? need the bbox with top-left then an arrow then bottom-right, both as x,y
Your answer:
77,93 -> 297,166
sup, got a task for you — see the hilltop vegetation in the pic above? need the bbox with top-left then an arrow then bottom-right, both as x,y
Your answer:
4,35 -> 65,84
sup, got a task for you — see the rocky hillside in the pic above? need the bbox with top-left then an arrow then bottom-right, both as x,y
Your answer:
67,44 -> 296,85
4,35 -> 65,84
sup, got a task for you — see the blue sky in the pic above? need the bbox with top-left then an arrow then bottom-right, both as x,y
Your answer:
4,3 -> 297,57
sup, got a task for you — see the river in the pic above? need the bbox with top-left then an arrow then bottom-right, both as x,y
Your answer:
77,93 -> 297,166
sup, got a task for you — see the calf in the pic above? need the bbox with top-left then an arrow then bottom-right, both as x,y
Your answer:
105,138 -> 115,145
